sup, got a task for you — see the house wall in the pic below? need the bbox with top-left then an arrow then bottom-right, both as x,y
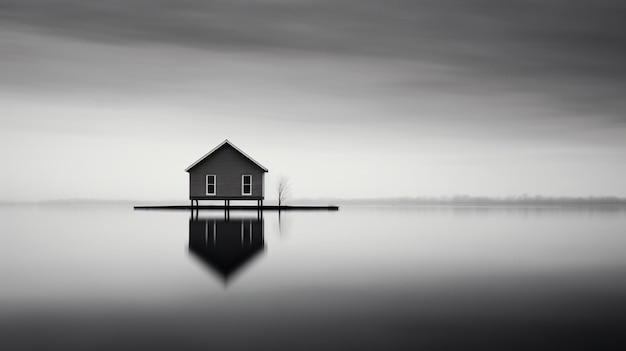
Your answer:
188,144 -> 265,199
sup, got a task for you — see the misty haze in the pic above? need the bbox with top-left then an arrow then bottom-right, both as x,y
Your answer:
1,1 -> 626,350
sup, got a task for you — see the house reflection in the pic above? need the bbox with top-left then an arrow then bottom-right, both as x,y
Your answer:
188,215 -> 265,284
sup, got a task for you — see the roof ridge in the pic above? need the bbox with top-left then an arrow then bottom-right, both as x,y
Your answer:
184,139 -> 268,172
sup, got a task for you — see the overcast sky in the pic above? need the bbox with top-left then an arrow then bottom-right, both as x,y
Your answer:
1,0 -> 625,201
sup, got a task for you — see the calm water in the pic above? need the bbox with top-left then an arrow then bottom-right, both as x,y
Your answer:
1,204 -> 626,350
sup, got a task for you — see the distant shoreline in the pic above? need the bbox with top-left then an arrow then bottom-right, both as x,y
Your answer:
2,196 -> 626,206
331,197 -> 626,206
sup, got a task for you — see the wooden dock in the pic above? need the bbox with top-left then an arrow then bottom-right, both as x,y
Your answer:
134,205 -> 339,211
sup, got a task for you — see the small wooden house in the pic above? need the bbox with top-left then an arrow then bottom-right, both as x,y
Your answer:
185,140 -> 268,207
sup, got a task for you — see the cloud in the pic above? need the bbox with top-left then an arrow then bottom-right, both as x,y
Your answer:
1,0 -> 626,125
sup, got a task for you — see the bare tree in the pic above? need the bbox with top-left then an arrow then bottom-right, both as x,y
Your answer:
277,176 -> 290,207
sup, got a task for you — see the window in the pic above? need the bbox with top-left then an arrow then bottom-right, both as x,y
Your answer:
242,175 -> 252,195
206,175 -> 216,195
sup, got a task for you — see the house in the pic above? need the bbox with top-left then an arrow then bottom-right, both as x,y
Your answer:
185,139 -> 268,207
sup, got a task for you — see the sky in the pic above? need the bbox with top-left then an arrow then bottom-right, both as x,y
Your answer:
1,0 -> 625,201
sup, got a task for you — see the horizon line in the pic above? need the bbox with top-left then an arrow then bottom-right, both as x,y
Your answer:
3,195 -> 626,205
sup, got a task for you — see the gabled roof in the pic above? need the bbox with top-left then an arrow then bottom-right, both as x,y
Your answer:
185,139 -> 268,172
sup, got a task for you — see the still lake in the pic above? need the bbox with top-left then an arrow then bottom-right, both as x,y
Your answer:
1,204 -> 626,350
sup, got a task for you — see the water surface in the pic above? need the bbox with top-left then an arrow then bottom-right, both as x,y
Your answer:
1,204 -> 625,350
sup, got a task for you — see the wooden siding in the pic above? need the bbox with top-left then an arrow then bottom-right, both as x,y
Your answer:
188,144 -> 265,199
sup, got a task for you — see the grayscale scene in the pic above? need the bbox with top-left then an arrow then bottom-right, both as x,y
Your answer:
1,1 -> 626,350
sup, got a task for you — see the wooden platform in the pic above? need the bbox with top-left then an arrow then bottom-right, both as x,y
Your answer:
134,205 -> 339,211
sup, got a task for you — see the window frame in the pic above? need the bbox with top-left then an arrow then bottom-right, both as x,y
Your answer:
241,174 -> 252,196
206,174 -> 216,196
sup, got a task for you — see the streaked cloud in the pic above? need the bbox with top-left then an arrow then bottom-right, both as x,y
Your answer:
2,0 -> 625,121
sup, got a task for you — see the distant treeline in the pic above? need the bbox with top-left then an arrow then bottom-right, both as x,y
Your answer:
297,195 -> 626,206
2,196 -> 625,207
